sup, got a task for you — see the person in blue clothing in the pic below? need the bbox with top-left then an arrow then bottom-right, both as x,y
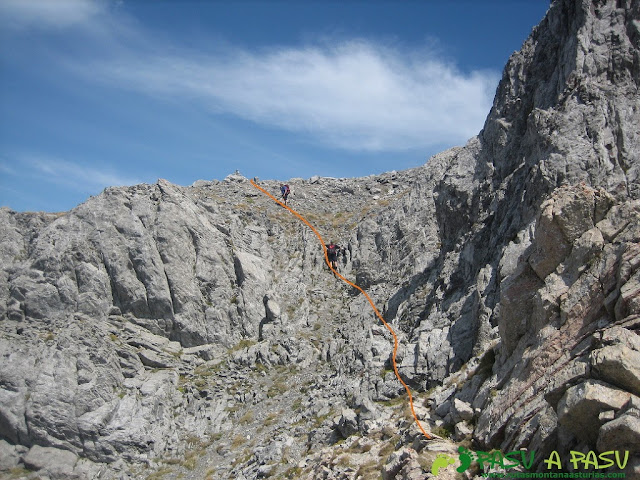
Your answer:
280,184 -> 290,205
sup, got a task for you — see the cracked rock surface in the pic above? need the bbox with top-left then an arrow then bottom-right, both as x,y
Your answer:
1,0 -> 640,479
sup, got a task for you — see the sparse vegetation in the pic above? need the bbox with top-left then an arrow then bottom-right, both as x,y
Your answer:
378,437 -> 397,458
377,394 -> 406,408
432,424 -> 453,439
238,409 -> 254,424
205,467 -> 217,480
231,449 -> 254,467
417,450 -> 440,473
356,459 -> 383,479
231,434 -> 246,449
230,338 -> 256,352
335,453 -> 353,466
265,411 -> 280,425
145,467 -> 174,480
313,409 -> 334,428
166,348 -> 183,359
379,366 -> 395,379
41,331 -> 55,342
282,466 -> 303,478
6,467 -> 32,479
267,377 -> 289,398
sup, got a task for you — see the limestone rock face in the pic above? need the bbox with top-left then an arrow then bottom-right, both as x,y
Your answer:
471,185 -> 640,467
1,0 -> 639,478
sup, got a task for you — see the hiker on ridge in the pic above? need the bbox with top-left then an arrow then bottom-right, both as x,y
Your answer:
280,184 -> 290,205
325,241 -> 345,271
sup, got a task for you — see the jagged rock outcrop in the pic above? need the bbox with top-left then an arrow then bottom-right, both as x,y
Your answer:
0,0 -> 639,479
472,185 -> 639,459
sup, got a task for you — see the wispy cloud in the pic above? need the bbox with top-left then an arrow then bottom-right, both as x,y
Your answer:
91,41 -> 498,151
19,154 -> 141,193
0,0 -> 106,31
0,162 -> 17,176
3,0 -> 499,153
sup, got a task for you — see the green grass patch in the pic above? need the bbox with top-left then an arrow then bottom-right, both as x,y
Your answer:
377,394 -> 406,408
238,410 -> 254,424
283,466 -> 303,479
356,459 -> 383,479
379,437 -> 398,458
230,338 -> 257,352
146,467 -> 174,480
267,378 -> 289,398
231,434 -> 246,449
432,424 -> 453,439
265,411 -> 280,426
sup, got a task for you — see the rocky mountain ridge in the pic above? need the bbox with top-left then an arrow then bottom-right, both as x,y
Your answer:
1,0 -> 639,479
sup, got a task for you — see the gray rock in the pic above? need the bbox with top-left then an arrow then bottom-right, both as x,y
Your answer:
454,421 -> 473,441
382,447 -> 414,480
191,180 -> 210,187
597,413 -> 640,452
337,408 -> 359,438
22,445 -> 78,479
591,344 -> 640,396
557,380 -> 631,444
616,270 -> 640,321
1,0 -> 640,477
0,439 -> 19,470
263,296 -> 281,322
137,349 -> 173,368
528,200 -> 573,279
452,398 -> 474,423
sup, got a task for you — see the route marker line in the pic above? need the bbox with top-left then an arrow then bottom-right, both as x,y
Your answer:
250,179 -> 433,440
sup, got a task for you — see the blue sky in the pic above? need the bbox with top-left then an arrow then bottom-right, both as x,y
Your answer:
0,0 -> 549,212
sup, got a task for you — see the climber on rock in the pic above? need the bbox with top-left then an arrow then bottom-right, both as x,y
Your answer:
325,241 -> 345,271
280,184 -> 290,206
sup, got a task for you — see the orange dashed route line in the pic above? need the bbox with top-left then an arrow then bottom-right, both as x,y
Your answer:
250,179 -> 433,441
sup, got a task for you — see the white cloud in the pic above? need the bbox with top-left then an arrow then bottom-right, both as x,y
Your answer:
0,162 -> 17,176
0,0 -> 106,31
22,154 -> 140,193
3,0 -> 499,153
92,40 -> 499,152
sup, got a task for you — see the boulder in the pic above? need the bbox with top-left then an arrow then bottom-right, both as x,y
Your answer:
597,413 -> 640,452
264,297 -> 281,322
557,380 -> 631,443
0,439 -> 19,470
337,408 -> 359,438
528,201 -> 572,279
22,445 -> 78,479
452,398 -> 474,423
591,344 -> 640,395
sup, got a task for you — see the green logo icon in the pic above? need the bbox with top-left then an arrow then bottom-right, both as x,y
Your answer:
431,453 -> 456,476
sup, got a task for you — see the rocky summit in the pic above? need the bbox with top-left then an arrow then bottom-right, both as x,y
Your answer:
1,0 -> 640,479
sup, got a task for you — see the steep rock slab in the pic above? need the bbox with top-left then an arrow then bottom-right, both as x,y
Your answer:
472,185 -> 640,465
